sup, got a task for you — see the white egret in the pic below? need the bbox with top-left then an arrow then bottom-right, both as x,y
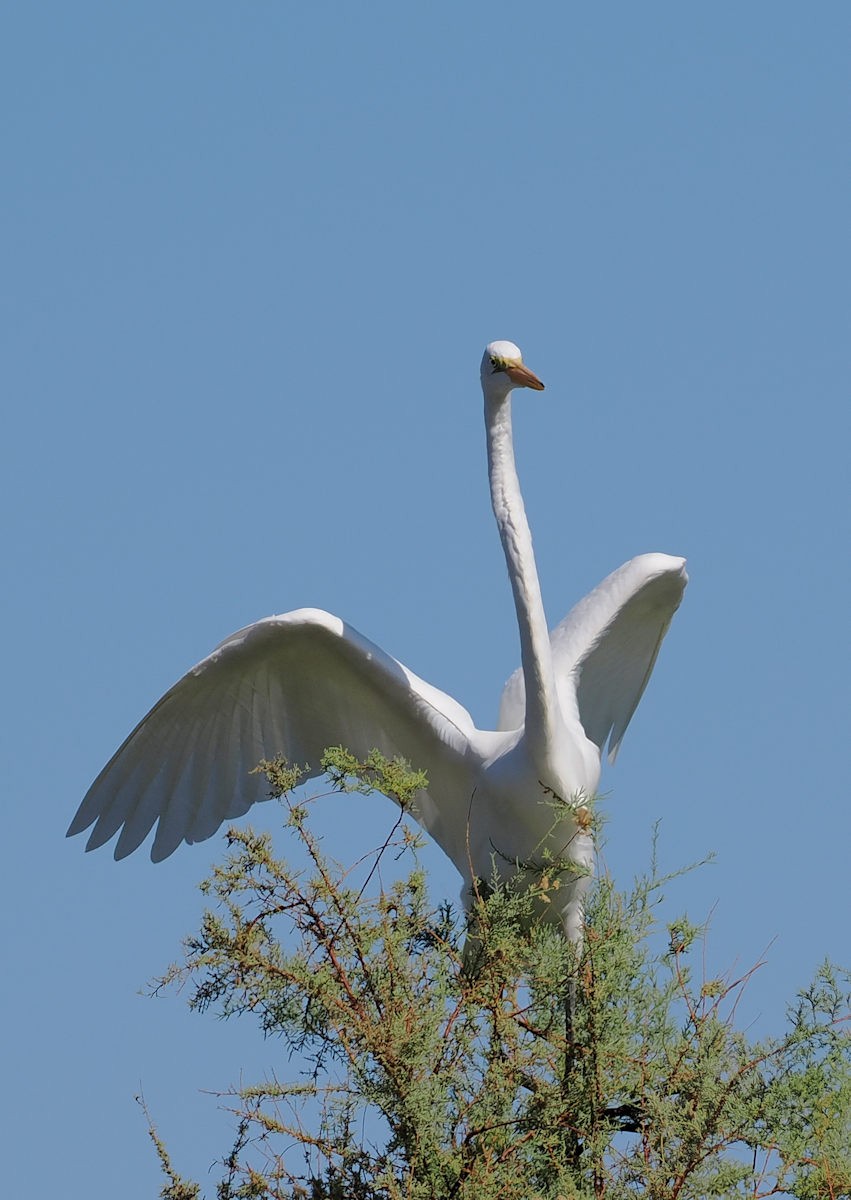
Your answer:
68,341 -> 686,944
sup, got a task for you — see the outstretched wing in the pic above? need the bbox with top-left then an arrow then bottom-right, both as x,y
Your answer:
498,554 -> 687,761
69,609 -> 483,862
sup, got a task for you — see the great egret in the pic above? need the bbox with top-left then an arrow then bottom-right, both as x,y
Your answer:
68,341 -> 686,944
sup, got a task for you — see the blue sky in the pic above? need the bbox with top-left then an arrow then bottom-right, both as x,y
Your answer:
3,3 -> 849,1194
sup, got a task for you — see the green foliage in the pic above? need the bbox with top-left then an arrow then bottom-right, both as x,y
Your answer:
148,754 -> 851,1199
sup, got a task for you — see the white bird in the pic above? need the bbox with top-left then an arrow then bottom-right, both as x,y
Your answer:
68,341 -> 686,945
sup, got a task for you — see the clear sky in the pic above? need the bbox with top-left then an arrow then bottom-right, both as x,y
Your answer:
3,3 -> 849,1194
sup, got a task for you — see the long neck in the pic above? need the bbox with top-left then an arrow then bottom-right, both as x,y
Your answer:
486,394 -> 560,761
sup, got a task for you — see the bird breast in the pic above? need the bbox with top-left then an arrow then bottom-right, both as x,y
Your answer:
464,730 -> 599,891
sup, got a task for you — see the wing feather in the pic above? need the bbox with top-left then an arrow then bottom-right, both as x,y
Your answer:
70,609 -> 483,861
499,554 -> 687,760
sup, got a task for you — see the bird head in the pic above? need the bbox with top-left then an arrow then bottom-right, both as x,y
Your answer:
480,341 -> 545,399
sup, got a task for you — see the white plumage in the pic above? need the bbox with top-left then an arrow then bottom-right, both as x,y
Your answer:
69,341 -> 686,942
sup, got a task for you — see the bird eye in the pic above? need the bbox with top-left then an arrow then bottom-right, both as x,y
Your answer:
490,355 -> 504,373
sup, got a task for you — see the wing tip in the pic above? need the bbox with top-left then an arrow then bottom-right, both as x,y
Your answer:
66,815 -> 87,840
630,551 -> 688,582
